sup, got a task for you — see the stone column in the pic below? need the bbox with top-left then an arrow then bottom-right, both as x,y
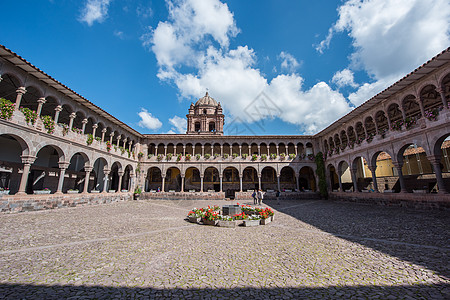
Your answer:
337,171 -> 343,192
437,87 -> 448,109
258,173 -> 262,190
200,176 -> 204,192
117,135 -> 122,147
161,176 -> 166,192
92,124 -> 98,137
374,120 -> 379,135
83,166 -> 93,193
14,87 -> 26,109
154,146 -> 158,156
277,175 -> 281,192
400,106 -> 407,121
68,112 -> 76,130
351,167 -> 359,192
109,133 -> 114,144
393,162 -> 407,193
128,141 -> 132,152
368,165 -> 379,192
183,146 -> 186,156
295,145 -> 298,156
239,145 -> 242,157
220,145 -> 223,156
257,145 -> 261,156
219,176 -> 223,192
239,175 -> 243,192
428,156 -> 447,193
266,146 -> 270,156
54,105 -> 62,123
165,146 -> 168,156
103,169 -> 110,193
181,175 -> 185,192
418,97 -> 426,117
56,161 -> 70,194
129,172 -> 135,193
229,146 -> 232,156
17,155 -> 36,195
385,109 -> 392,129
36,97 -> 46,118
117,171 -> 124,192
81,119 -> 88,134
276,146 -> 279,156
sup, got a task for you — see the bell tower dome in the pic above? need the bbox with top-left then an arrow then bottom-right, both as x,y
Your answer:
186,92 -> 224,135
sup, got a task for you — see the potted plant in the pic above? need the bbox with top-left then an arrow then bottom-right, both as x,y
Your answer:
187,208 -> 203,223
202,207 -> 220,226
0,187 -> 10,195
133,186 -> 142,200
204,153 -> 211,159
67,189 -> 79,194
0,98 -> 15,120
260,154 -> 267,161
218,215 -> 236,228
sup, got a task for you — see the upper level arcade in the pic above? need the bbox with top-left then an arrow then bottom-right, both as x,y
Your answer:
186,92 -> 224,135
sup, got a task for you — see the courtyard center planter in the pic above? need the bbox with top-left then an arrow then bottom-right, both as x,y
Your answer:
218,220 -> 237,228
260,218 -> 271,225
244,219 -> 260,227
188,216 -> 201,223
202,219 -> 218,226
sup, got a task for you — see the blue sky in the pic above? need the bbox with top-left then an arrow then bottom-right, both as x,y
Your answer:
2,0 -> 449,135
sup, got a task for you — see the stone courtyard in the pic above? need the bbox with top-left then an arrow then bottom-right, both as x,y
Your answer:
0,199 -> 449,299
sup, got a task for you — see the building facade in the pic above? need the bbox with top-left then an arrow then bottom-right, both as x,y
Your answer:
0,45 -> 449,211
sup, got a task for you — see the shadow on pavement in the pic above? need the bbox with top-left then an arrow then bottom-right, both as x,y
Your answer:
0,283 -> 449,299
266,199 -> 450,279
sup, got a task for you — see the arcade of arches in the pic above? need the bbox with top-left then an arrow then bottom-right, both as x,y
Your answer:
1,44 -> 450,211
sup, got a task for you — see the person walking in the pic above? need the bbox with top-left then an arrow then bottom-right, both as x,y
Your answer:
252,189 -> 257,205
257,189 -> 264,205
276,190 -> 281,205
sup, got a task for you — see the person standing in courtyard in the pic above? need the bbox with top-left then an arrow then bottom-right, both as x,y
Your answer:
257,189 -> 264,205
252,189 -> 257,205
276,190 -> 281,205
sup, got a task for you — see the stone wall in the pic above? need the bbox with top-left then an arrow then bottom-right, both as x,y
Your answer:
329,191 -> 450,210
0,193 -> 132,213
140,191 -> 226,201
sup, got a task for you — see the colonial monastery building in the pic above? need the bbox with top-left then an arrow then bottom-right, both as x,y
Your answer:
0,45 -> 450,211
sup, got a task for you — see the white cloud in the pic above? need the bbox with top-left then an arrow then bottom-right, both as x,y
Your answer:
169,115 -> 187,133
79,0 -> 112,26
145,0 -> 353,133
138,108 -> 162,130
278,51 -> 300,73
137,4 -> 153,19
318,0 -> 450,106
114,30 -> 124,39
332,68 -> 358,88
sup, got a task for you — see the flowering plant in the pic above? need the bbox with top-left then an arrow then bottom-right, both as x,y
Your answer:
366,133 -> 375,143
202,208 -> 220,221
119,146 -> 125,154
280,153 -> 286,160
391,120 -> 403,131
299,153 -> 306,160
148,154 -> 154,159
242,153 -> 248,159
195,154 -> 201,160
259,207 -> 274,219
424,108 -> 439,121
327,150 -> 333,157
95,137 -> 101,142
223,153 -> 229,159
188,207 -> 204,218
378,128 -> 387,137
404,117 -> 417,130
20,107 -> 37,125
138,152 -> 144,159
247,214 -> 261,220
307,154 -> 315,161
356,136 -> 365,145
41,115 -> 55,134
86,134 -> 94,145
289,153 -> 296,160
232,212 -> 248,220
219,215 -> 233,221
251,154 -> 258,161
340,144 -> 346,151
260,154 -> 267,161
0,98 -> 15,120
60,123 -> 69,136
214,153 -> 220,159
232,153 -> 238,159
166,153 -> 173,161
204,153 -> 211,159
270,153 -> 277,160
348,141 -> 355,149
71,127 -> 82,134
106,141 -> 112,152
185,154 -> 191,161
241,204 -> 256,214
176,153 -> 182,161
157,154 -> 164,161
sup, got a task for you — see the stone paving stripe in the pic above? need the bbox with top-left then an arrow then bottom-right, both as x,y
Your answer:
0,224 -> 196,255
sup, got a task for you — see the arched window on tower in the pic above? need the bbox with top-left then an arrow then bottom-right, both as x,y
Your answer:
203,109 -> 207,114
209,122 -> 216,132
195,122 -> 201,132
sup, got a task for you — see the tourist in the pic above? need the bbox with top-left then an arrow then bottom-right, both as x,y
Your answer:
257,189 -> 264,205
252,189 -> 257,205
276,190 -> 281,205
157,187 -> 160,192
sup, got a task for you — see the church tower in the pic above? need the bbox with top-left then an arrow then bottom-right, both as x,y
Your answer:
186,92 -> 224,135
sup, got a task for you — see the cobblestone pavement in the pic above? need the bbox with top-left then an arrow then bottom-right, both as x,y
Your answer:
0,199 -> 449,299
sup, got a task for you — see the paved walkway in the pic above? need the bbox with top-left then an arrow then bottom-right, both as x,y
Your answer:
0,199 -> 449,299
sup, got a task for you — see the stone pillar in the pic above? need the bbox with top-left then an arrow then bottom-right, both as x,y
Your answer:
229,146 -> 232,156
385,109 -> 392,129
56,162 -> 70,194
258,173 -> 261,190
295,145 -> 298,156
68,112 -> 76,130
337,171 -> 343,192
400,106 -> 407,121
428,156 -> 447,194
17,155 -> 36,195
14,87 -> 26,109
368,165 -> 379,192
109,133 -> 114,144
276,146 -> 279,156
155,146 -> 158,156
128,141 -> 132,152
374,120 -> 379,135
277,175 -> 281,192
219,176 -> 223,192
52,105 -> 62,124
117,135 -> 122,147
129,172 -> 135,192
81,119 -> 88,134
183,146 -> 186,156
117,171 -> 124,192
257,145 -> 261,156
200,176 -> 204,192
83,166 -> 93,193
266,146 -> 270,156
351,167 -> 359,192
393,162 -> 407,193
181,175 -> 185,192
161,176 -> 166,192
437,87 -> 448,109
239,175 -> 243,192
239,146 -> 242,157
91,124 -> 98,137
103,169 -> 110,193
418,97 -> 426,118
36,97 -> 46,118
220,145 -> 223,156
123,138 -> 127,150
